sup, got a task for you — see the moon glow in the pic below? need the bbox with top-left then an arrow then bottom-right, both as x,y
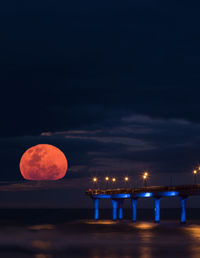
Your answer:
20,144 -> 68,180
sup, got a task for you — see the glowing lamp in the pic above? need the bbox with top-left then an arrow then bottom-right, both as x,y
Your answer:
93,177 -> 98,182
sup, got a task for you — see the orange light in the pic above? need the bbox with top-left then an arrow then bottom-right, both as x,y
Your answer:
93,177 -> 98,182
143,175 -> 147,180
124,177 -> 129,181
193,170 -> 197,175
112,177 -> 116,182
105,176 -> 109,181
144,172 -> 148,177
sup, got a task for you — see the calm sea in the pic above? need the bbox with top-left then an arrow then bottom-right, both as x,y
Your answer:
0,208 -> 200,258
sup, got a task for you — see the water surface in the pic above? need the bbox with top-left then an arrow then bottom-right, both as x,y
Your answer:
0,209 -> 200,258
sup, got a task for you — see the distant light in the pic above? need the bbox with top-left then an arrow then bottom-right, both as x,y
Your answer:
193,170 -> 197,175
168,191 -> 178,196
93,177 -> 98,182
143,175 -> 147,180
144,192 -> 151,197
112,177 -> 116,182
161,191 -> 178,197
144,172 -> 148,176
124,177 -> 129,181
135,222 -> 156,229
105,176 -> 109,181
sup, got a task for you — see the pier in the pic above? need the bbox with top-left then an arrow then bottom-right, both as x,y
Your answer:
86,184 -> 200,223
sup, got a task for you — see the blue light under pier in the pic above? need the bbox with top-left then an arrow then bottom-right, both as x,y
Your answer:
133,192 -> 153,198
131,198 -> 138,222
180,196 -> 187,224
154,197 -> 160,223
160,191 -> 179,197
111,194 -> 131,199
94,198 -> 100,220
93,194 -> 111,199
118,199 -> 124,220
112,199 -> 118,221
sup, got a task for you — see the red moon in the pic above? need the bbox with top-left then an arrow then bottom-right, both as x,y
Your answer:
19,144 -> 68,180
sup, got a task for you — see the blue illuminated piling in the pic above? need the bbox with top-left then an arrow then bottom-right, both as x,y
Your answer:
94,198 -> 100,220
118,199 -> 124,220
154,197 -> 160,223
131,198 -> 138,222
112,199 -> 118,221
180,196 -> 187,224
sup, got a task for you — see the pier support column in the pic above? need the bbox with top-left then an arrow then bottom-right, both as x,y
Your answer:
180,196 -> 187,224
154,197 -> 160,223
112,199 -> 118,221
131,198 -> 138,222
94,198 -> 100,220
118,199 -> 124,220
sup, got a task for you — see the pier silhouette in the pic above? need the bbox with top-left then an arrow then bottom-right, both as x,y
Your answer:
86,184 -> 200,223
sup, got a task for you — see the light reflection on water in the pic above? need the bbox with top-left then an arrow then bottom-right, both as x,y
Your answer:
88,222 -> 155,258
139,246 -> 152,258
134,222 -> 158,230
86,220 -> 117,225
32,240 -> 52,251
185,225 -> 200,258
1,221 -> 200,257
136,223 -> 154,258
29,224 -> 55,231
28,222 -> 200,258
185,225 -> 200,240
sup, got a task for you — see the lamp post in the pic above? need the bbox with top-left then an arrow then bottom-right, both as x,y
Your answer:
105,176 -> 109,188
92,177 -> 98,188
193,170 -> 197,184
124,176 -> 129,187
112,177 -> 116,188
124,176 -> 129,182
93,177 -> 97,183
143,172 -> 148,187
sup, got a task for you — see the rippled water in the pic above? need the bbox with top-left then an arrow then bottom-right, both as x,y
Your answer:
1,209 -> 200,258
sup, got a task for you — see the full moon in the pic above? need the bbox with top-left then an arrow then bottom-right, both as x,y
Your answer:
19,144 -> 68,180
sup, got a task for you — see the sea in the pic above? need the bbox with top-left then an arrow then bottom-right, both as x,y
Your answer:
0,208 -> 200,258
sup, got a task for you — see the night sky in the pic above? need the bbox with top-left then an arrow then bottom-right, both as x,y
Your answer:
1,0 -> 200,208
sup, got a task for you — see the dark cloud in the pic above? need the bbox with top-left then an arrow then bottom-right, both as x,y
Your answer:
0,179 -> 84,192
1,114 -> 200,183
